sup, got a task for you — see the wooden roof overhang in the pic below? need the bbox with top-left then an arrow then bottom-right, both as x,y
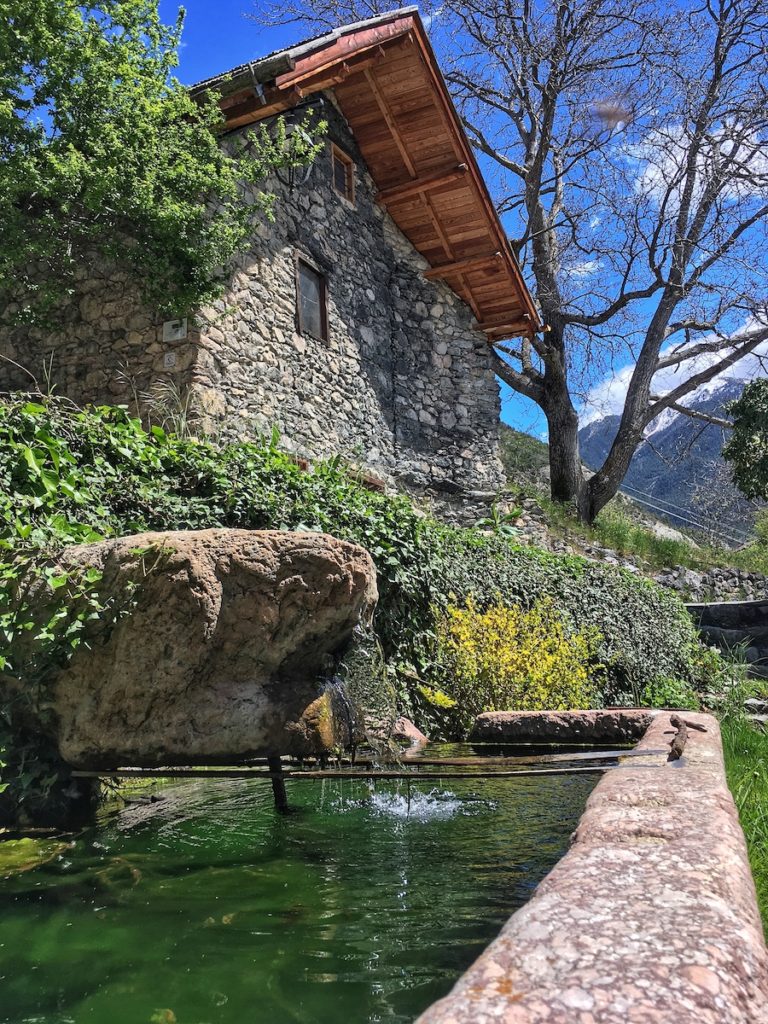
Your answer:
194,9 -> 541,340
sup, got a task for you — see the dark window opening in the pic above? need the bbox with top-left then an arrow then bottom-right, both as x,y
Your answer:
332,144 -> 355,204
295,257 -> 328,341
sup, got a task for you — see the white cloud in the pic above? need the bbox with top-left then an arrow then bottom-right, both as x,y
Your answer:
579,331 -> 768,429
627,122 -> 768,211
569,259 -> 602,278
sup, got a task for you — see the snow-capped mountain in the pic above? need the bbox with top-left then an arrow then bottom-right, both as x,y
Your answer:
578,379 -> 758,543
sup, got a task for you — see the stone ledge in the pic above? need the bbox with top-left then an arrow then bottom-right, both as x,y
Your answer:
418,711 -> 768,1024
470,708 -> 656,745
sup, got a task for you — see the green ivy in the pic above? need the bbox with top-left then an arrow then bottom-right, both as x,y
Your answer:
0,395 -> 714,816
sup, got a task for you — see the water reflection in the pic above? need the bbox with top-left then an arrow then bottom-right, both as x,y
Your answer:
0,755 -> 597,1024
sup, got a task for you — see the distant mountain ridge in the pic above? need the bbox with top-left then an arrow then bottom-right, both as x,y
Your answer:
578,379 -> 757,543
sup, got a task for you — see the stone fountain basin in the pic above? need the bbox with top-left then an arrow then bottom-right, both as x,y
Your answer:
418,709 -> 768,1024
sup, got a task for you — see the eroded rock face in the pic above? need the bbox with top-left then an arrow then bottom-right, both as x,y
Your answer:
49,530 -> 377,768
470,709 -> 654,745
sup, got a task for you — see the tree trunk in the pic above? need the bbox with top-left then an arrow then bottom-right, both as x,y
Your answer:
582,423 -> 645,523
544,385 -> 585,511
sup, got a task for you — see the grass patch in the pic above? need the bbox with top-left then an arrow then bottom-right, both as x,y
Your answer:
511,484 -> 767,576
722,712 -> 768,932
719,668 -> 768,933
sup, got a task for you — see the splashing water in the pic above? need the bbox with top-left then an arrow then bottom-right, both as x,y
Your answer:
369,787 -> 480,821
332,785 -> 493,821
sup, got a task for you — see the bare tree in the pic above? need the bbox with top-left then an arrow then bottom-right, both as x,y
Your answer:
261,0 -> 768,522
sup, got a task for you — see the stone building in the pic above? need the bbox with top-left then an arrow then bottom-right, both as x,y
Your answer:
0,8 -> 540,502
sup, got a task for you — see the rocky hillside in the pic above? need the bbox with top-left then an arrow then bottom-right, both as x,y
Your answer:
498,423 -> 768,603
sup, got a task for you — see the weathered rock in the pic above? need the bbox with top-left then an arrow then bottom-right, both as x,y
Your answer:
46,529 -> 377,768
470,709 -> 654,745
392,717 -> 429,747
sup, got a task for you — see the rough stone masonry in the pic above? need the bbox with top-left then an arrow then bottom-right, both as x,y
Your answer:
0,99 -> 505,501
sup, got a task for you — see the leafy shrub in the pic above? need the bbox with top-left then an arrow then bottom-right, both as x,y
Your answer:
428,531 -> 703,704
0,395 -> 711,754
638,676 -> 701,711
433,597 -> 600,730
723,378 -> 768,501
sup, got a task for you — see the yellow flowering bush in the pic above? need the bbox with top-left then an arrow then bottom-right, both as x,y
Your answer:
434,597 -> 602,722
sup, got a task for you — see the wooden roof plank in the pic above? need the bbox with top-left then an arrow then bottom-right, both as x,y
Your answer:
424,252 -> 503,279
377,165 -> 468,205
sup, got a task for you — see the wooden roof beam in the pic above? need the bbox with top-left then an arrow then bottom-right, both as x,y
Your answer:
475,316 -> 534,338
364,67 -> 417,178
377,165 -> 468,206
294,42 -> 405,96
276,21 -> 415,90
220,84 -> 303,130
423,250 -> 502,280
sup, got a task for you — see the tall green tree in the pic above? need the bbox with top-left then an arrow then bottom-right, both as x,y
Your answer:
723,380 -> 768,501
0,0 -> 320,321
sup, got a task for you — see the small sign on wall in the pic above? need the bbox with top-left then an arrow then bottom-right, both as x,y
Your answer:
162,317 -> 188,343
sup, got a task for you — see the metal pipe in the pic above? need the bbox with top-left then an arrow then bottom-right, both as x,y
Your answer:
73,764 -> 626,781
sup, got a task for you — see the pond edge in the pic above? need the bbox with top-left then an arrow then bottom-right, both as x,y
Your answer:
417,709 -> 768,1023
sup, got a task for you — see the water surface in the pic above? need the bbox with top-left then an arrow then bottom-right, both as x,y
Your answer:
0,756 -> 596,1024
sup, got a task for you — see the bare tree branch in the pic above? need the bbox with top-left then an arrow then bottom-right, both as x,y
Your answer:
648,396 -> 733,429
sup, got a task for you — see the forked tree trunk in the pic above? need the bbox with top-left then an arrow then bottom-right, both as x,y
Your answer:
540,355 -> 592,517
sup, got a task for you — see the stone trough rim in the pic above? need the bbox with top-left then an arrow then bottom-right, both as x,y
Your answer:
416,708 -> 768,1024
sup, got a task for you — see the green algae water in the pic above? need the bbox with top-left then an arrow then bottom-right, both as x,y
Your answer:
0,756 -> 596,1024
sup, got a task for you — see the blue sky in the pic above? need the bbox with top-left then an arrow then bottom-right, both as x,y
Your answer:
160,0 -> 549,436
159,1 -> 298,87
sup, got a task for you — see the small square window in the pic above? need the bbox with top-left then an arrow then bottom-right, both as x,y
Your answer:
331,144 -> 355,204
295,257 -> 328,342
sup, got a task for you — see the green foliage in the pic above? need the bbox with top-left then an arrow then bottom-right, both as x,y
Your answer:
0,0 -> 323,321
427,530 -> 703,704
474,501 -> 521,538
638,676 -> 701,711
498,424 -> 549,485
433,597 -> 600,733
0,395 -> 716,816
754,509 -> 768,546
0,395 -> 709,697
593,509 -> 696,569
517,484 -> 768,577
721,694 -> 768,933
724,380 -> 768,501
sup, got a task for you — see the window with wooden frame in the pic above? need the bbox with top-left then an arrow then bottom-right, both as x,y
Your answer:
295,255 -> 329,342
331,144 -> 355,204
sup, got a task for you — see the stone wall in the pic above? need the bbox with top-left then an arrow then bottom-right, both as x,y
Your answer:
0,96 -> 505,498
687,599 -> 768,679
0,264 -> 186,410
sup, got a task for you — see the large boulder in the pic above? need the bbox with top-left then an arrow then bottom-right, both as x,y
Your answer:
44,530 -> 377,768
